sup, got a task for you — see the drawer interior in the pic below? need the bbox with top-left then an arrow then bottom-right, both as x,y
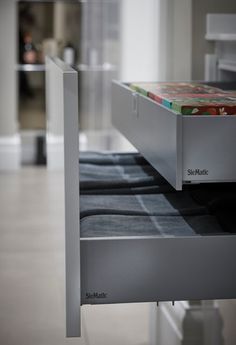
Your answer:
80,151 -> 236,240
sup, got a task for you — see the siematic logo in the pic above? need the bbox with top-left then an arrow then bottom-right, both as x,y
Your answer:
187,169 -> 209,176
85,292 -> 108,299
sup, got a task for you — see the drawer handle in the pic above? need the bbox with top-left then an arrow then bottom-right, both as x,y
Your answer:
132,92 -> 138,116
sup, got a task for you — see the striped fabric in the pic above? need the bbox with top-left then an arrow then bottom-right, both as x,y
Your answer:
79,152 -> 170,194
79,152 -> 236,238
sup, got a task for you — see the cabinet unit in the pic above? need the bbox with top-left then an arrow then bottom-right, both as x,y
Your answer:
46,58 -> 236,338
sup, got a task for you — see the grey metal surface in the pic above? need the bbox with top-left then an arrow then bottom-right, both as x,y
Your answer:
17,64 -> 45,72
112,81 -> 182,190
81,235 -> 236,305
112,82 -> 139,147
46,58 -> 81,337
79,1 -> 120,131
77,64 -> 116,72
46,57 -> 62,137
79,68 -> 117,130
182,115 -> 236,183
138,95 -> 182,190
0,1 -> 17,136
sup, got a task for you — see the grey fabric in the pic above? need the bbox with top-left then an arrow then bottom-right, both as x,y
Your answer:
79,151 -> 147,165
80,214 -> 225,238
79,151 -> 235,238
79,161 -> 169,194
80,192 -> 207,219
80,163 -> 164,181
80,177 -> 166,192
82,184 -> 174,195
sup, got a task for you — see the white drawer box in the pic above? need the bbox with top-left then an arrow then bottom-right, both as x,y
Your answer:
112,81 -> 236,190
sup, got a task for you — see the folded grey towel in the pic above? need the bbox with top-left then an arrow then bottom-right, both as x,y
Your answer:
80,177 -> 166,192
80,192 -> 207,219
79,154 -> 170,194
80,214 -> 225,238
79,151 -> 147,165
82,184 -> 174,195
80,163 -> 163,181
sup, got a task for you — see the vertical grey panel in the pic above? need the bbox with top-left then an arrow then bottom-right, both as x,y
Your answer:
46,57 -> 63,137
0,1 -> 17,136
64,67 -> 81,337
176,115 -> 183,190
111,81 -> 138,142
79,67 -> 117,130
46,58 -> 81,337
79,1 -> 120,130
112,81 -> 181,189
138,95 -> 182,190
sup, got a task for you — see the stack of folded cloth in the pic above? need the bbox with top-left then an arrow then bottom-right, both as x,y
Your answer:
80,151 -> 173,195
79,152 -> 236,238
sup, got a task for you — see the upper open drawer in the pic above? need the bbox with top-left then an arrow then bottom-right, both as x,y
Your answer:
112,81 -> 236,190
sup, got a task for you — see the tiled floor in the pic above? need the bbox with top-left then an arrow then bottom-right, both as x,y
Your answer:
0,167 -> 151,345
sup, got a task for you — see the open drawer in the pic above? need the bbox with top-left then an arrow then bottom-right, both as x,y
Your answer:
112,81 -> 236,190
46,58 -> 236,338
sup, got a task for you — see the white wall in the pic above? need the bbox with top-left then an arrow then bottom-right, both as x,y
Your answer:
119,0 -> 159,82
0,0 -> 20,170
192,0 -> 236,79
54,2 -> 80,59
0,0 -> 18,136
172,0 -> 192,80
158,0 -> 192,81
120,0 -> 192,82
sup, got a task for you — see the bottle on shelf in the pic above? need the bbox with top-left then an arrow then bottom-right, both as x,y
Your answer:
63,42 -> 76,66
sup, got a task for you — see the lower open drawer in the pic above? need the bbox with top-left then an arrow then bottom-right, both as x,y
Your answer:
80,194 -> 236,304
112,81 -> 236,190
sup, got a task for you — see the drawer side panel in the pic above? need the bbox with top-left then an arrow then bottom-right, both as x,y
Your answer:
112,82 -> 139,145
138,96 -> 182,190
112,82 -> 182,190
